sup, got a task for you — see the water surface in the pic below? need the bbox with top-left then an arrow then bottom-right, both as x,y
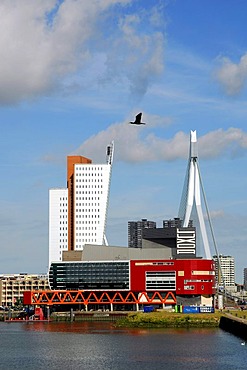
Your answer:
0,322 -> 246,369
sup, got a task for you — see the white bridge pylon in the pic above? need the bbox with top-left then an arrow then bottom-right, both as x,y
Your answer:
179,130 -> 212,259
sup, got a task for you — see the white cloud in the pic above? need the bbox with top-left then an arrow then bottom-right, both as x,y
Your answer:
205,210 -> 225,220
74,117 -> 247,163
98,9 -> 165,99
0,0 -> 165,105
199,127 -> 247,158
216,54 -> 247,96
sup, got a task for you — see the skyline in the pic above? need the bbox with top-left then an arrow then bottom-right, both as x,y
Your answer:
0,1 -> 246,282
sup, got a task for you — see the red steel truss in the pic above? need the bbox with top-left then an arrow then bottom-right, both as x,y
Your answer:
23,290 -> 176,306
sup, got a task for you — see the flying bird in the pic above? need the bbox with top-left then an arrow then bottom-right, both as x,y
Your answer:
129,112 -> 146,125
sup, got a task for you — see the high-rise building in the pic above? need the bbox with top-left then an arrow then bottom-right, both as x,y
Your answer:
48,142 -> 114,266
244,268 -> 247,291
128,219 -> 156,248
163,217 -> 193,228
213,254 -> 235,288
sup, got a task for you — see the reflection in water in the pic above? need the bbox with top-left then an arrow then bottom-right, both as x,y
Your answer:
0,322 -> 246,370
22,321 -> 219,337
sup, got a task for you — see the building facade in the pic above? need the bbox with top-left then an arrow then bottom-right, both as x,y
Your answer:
0,274 -> 49,307
213,254 -> 235,289
49,188 -> 68,265
48,142 -> 114,266
128,219 -> 156,248
48,258 -> 215,307
244,268 -> 247,291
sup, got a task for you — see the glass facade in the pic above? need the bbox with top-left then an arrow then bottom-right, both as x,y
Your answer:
49,261 -> 130,290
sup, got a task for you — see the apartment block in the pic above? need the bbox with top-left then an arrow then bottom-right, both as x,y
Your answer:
213,254 -> 235,289
128,219 -> 156,248
0,274 -> 49,307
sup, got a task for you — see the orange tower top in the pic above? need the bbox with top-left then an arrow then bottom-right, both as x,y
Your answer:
67,156 -> 92,251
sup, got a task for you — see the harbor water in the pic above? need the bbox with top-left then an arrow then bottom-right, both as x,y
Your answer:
0,321 -> 247,369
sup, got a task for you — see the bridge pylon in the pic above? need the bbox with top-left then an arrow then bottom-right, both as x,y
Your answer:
178,130 -> 212,259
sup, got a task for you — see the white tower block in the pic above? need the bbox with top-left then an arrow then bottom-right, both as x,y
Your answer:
181,131 -> 212,259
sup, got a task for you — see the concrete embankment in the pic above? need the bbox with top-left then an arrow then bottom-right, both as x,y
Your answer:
51,311 -> 128,322
219,313 -> 247,341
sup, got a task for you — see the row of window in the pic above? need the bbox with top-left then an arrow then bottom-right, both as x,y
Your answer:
75,215 -> 100,218
49,262 -> 129,290
184,279 -> 212,284
75,209 -> 100,212
76,203 -> 100,206
76,239 -> 97,243
76,197 -> 100,201
76,233 -> 97,236
146,272 -> 176,291
75,221 -> 100,224
75,167 -> 104,171
76,178 -> 103,182
76,185 -> 103,188
76,191 -> 103,195
76,226 -> 97,230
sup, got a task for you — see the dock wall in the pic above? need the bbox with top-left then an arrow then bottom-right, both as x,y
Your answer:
219,314 -> 247,340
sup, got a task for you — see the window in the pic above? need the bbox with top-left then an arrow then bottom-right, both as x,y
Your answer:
184,285 -> 195,290
146,271 -> 176,290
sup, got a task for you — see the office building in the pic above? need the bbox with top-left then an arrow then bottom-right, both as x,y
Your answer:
128,219 -> 156,248
49,142 -> 114,266
213,254 -> 235,289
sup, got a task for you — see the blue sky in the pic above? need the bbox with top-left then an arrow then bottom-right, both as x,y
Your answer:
0,0 -> 246,282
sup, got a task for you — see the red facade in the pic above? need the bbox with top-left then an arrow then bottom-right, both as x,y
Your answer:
130,259 -> 215,295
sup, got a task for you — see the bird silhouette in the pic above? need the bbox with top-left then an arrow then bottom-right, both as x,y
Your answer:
129,112 -> 146,125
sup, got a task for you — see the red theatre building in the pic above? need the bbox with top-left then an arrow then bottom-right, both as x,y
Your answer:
24,221 -> 216,309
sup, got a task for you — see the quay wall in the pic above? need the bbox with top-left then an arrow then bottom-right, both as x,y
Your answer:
219,314 -> 247,340
51,311 -> 128,322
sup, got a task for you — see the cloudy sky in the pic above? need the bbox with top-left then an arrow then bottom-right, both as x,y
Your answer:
0,0 -> 246,282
